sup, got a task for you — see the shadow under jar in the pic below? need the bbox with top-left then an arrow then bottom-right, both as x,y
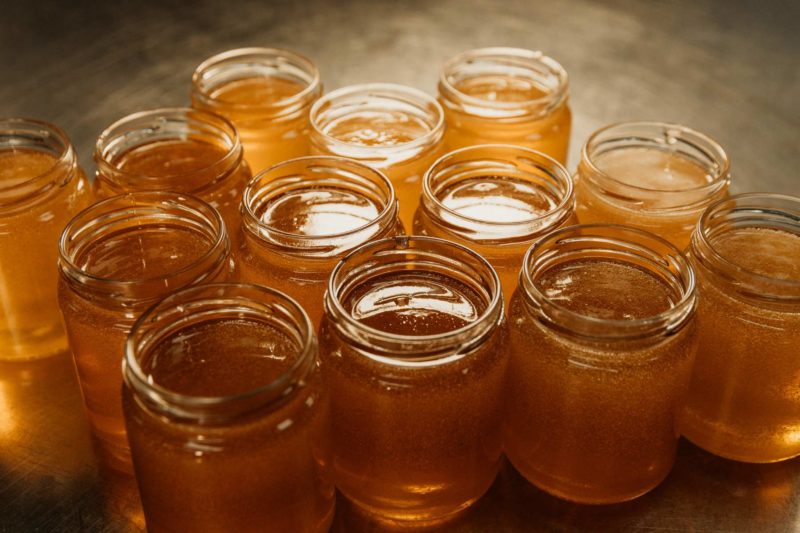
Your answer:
438,47 -> 571,164
505,225 -> 698,504
238,156 -> 402,327
191,47 -> 323,173
123,283 -> 334,533
309,83 -> 445,229
573,121 -> 730,250
681,193 -> 800,463
94,108 -> 252,238
320,236 -> 507,525
58,192 -> 233,471
0,118 -> 91,360
414,144 -> 575,306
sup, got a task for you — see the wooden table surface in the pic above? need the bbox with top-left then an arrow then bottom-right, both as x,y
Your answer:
2,0 -> 799,531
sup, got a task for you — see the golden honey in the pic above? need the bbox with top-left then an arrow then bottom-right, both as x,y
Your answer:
123,284 -> 334,532
681,194 -> 800,463
505,225 -> 697,504
0,119 -> 91,360
192,48 -> 322,173
438,48 -> 571,163
319,236 -> 507,524
309,84 -> 445,229
574,122 -> 730,249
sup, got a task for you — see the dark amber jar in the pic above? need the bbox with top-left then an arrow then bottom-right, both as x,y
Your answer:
320,236 -> 507,525
123,283 -> 334,532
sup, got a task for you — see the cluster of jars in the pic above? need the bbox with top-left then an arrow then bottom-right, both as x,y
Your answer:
1,47 -> 798,531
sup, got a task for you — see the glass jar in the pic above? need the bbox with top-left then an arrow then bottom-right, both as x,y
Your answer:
320,236 -> 507,525
238,156 -> 401,326
58,192 -> 233,470
438,47 -> 571,163
0,118 -> 91,360
574,121 -> 730,249
505,225 -> 697,504
94,107 -> 251,238
414,144 -> 575,305
123,283 -> 334,532
309,83 -> 445,229
191,47 -> 323,173
681,193 -> 800,463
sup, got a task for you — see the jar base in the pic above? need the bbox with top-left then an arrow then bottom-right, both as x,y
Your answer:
681,415 -> 800,464
337,489 -> 479,528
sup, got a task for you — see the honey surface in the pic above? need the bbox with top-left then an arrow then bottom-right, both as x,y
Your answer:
324,111 -> 431,147
713,227 -> 800,280
209,76 -> 306,106
116,139 -> 228,178
0,149 -> 57,187
593,148 -> 712,191
454,75 -> 551,103
439,175 -> 556,222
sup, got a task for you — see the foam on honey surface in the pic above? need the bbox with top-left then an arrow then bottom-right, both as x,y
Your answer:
713,227 -> 800,281
593,148 -> 712,191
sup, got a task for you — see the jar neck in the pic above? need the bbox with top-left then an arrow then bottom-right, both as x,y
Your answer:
58,192 -> 231,308
520,224 -> 696,341
438,47 -> 568,121
123,283 -> 316,424
579,121 -> 730,212
191,47 -> 322,122
420,144 -> 574,244
690,193 -> 800,306
94,108 -> 245,195
0,118 -> 79,211
324,236 -> 503,364
309,83 -> 445,166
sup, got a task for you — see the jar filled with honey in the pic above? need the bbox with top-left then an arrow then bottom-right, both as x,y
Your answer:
94,108 -> 251,237
681,193 -> 800,463
1,119 -> 91,360
238,156 -> 402,326
414,144 -> 575,305
505,225 -> 697,504
309,83 -> 445,229
123,283 -> 334,532
574,121 -> 730,249
58,192 -> 233,470
320,236 -> 507,525
438,47 -> 571,163
191,47 -> 323,173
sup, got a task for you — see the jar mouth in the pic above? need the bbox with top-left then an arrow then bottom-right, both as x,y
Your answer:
191,47 -> 322,115
242,156 -> 398,256
421,144 -> 574,243
325,236 -> 503,364
309,83 -> 445,158
94,108 -> 244,194
123,283 -> 316,422
58,192 -> 230,303
521,224 -> 696,340
0,117 -> 77,207
692,193 -> 800,300
438,47 -> 569,120
581,121 -> 730,203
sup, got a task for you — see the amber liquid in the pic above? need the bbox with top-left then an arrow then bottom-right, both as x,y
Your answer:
319,271 -> 507,523
58,226 -> 225,469
442,76 -> 571,163
575,148 -> 718,249
238,186 -> 401,326
682,228 -> 800,462
124,318 -> 334,532
0,150 -> 91,360
505,259 -> 697,503
195,77 -> 313,173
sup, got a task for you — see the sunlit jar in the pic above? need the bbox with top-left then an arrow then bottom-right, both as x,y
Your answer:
414,144 -> 575,305
0,119 -> 91,360
505,225 -> 697,504
94,108 -> 251,238
123,283 -> 334,533
58,192 -> 233,470
309,83 -> 445,229
438,47 -> 571,164
681,193 -> 800,463
320,236 -> 507,525
191,47 -> 323,173
238,156 -> 401,327
574,121 -> 730,249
